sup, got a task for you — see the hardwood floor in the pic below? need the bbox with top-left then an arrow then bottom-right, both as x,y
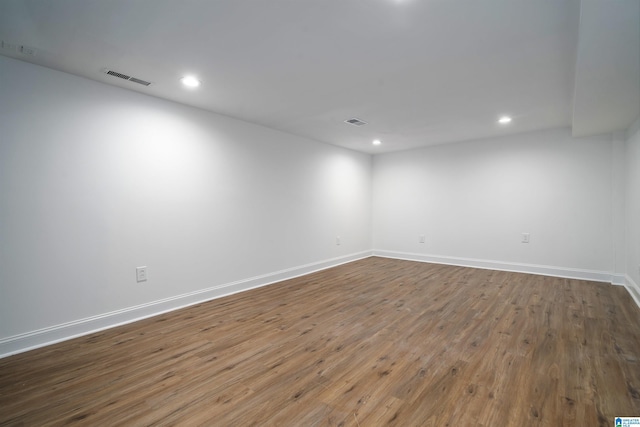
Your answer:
1,257 -> 640,426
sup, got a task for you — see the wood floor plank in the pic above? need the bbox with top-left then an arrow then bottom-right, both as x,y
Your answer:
1,257 -> 640,426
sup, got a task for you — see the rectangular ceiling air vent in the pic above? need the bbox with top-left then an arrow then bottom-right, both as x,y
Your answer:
1,41 -> 37,56
128,77 -> 152,86
344,117 -> 367,126
103,69 -> 152,86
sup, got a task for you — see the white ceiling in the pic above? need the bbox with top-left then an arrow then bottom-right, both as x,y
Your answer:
0,0 -> 638,154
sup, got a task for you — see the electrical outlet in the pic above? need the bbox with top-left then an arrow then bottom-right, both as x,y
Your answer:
419,235 -> 425,243
336,236 -> 341,246
136,266 -> 147,282
522,233 -> 530,243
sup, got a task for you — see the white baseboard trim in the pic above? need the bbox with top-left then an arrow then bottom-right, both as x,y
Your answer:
624,275 -> 640,309
611,274 -> 628,286
0,251 -> 373,359
373,249 -> 622,284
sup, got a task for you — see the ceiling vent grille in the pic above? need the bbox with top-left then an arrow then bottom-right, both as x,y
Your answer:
344,118 -> 367,126
103,69 -> 152,86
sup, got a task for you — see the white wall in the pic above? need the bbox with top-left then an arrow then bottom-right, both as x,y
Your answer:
626,118 -> 640,302
0,56 -> 372,355
1,53 -> 636,358
373,128 -> 619,280
612,131 -> 627,279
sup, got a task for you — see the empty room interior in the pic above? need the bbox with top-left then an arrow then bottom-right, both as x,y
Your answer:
1,0 -> 640,425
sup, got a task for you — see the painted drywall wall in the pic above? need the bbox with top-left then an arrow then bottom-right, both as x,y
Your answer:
0,56 -> 372,350
611,130 -> 627,285
372,128 -> 617,279
626,118 -> 640,299
612,131 -> 627,279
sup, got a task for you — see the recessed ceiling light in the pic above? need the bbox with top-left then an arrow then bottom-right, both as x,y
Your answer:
181,76 -> 201,88
498,116 -> 512,124
372,139 -> 382,146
